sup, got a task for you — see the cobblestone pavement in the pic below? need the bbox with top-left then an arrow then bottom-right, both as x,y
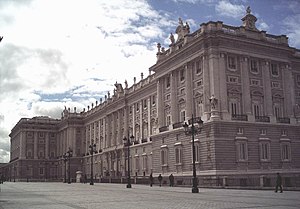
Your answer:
0,182 -> 299,209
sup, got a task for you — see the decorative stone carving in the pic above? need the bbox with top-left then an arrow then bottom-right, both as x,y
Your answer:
241,6 -> 258,31
175,18 -> 190,42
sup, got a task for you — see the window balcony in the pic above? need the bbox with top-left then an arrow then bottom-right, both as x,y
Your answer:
232,114 -> 248,121
159,126 -> 169,132
255,116 -> 270,122
276,117 -> 290,124
172,122 -> 183,129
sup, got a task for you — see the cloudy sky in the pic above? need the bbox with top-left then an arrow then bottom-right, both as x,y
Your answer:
0,0 -> 299,163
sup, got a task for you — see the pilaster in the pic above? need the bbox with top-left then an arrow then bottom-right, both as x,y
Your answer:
45,132 -> 49,159
185,64 -> 193,119
34,131 -> 38,159
262,61 -> 273,116
240,57 -> 251,115
171,71 -> 178,123
157,79 -> 164,127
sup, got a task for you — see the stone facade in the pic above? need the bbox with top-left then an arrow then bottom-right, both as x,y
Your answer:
5,8 -> 300,187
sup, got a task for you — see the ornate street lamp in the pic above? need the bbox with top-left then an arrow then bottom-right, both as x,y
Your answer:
182,115 -> 203,193
63,154 -> 68,183
89,142 -> 97,185
123,135 -> 134,188
66,148 -> 73,184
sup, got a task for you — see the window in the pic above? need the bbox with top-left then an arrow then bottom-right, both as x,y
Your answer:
231,102 -> 238,116
236,141 -> 248,161
274,105 -> 282,118
237,127 -> 244,134
271,63 -> 279,76
260,141 -> 270,161
296,75 -> 300,87
272,82 -> 280,88
196,60 -> 202,74
142,156 -> 147,170
166,76 -> 170,88
180,110 -> 186,122
39,167 -> 44,175
228,76 -> 238,83
166,115 -> 171,126
253,104 -> 260,118
250,79 -> 260,86
39,132 -> 44,138
228,56 -> 236,70
180,69 -> 185,81
281,143 -> 291,161
135,157 -> 139,171
161,149 -> 168,165
281,129 -> 287,136
260,129 -> 267,135
175,147 -> 182,164
250,60 -> 258,73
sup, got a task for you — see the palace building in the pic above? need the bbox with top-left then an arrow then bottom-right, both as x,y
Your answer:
5,8 -> 300,188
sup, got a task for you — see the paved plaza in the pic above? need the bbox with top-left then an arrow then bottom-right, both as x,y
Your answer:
0,182 -> 299,209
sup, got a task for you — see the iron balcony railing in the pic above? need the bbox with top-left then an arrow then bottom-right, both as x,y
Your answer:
232,114 -> 248,121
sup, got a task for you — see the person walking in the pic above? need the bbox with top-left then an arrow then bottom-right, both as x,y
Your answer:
169,174 -> 174,187
149,173 -> 154,187
158,174 -> 163,187
275,173 -> 283,193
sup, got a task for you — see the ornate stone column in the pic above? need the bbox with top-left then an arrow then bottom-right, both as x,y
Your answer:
34,131 -> 38,159
45,132 -> 49,159
262,61 -> 273,116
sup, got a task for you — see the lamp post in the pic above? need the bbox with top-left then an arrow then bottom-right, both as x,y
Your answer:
123,135 -> 134,188
63,154 -> 68,183
89,142 -> 97,185
66,148 -> 73,184
182,115 -> 203,193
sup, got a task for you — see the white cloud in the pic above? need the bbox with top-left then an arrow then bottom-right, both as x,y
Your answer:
0,0 -> 175,162
282,14 -> 300,48
215,1 -> 245,18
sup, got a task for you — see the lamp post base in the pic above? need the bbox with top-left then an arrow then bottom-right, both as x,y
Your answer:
192,187 -> 199,193
126,184 -> 132,188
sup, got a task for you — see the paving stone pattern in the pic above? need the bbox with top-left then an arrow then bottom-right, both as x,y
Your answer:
0,182 -> 299,209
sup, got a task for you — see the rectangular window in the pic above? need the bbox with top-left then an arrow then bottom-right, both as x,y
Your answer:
166,115 -> 171,126
281,143 -> 291,161
196,60 -> 202,74
175,147 -> 182,164
180,69 -> 185,81
228,56 -> 236,69
180,110 -> 186,122
254,104 -> 260,117
135,157 -> 139,170
274,106 -> 281,118
271,63 -> 279,76
231,103 -> 238,116
237,141 -> 248,161
142,156 -> 147,170
166,76 -> 170,88
250,60 -> 258,73
237,127 -> 244,134
297,75 -> 300,87
260,142 -> 270,161
39,168 -> 44,175
228,76 -> 238,83
152,95 -> 156,105
260,129 -> 267,135
250,79 -> 260,86
161,149 -> 168,165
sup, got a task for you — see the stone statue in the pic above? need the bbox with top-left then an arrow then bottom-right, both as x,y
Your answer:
175,17 -> 190,42
209,95 -> 218,110
124,80 -> 128,89
246,6 -> 251,14
169,33 -> 175,44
